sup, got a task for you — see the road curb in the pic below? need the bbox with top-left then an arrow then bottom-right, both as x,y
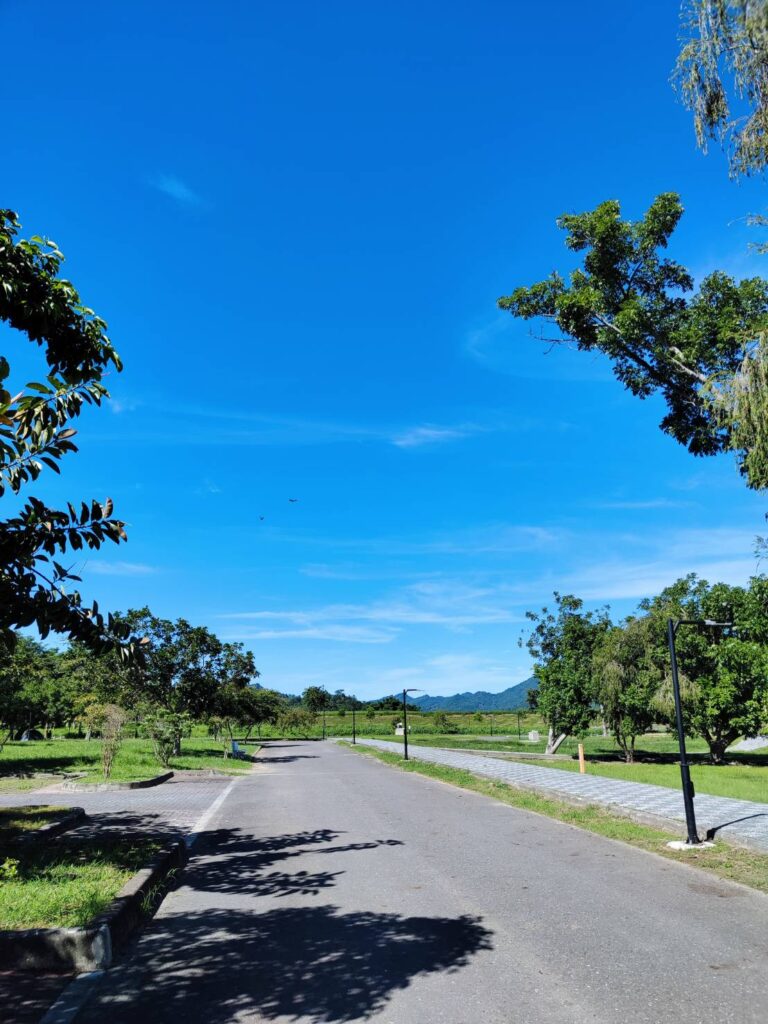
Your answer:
58,771 -> 174,792
0,839 -> 187,971
10,806 -> 86,846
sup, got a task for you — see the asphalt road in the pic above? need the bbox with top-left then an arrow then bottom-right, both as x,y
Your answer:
76,741 -> 768,1024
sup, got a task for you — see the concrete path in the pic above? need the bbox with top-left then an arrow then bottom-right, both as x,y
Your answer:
72,740 -> 768,1024
358,738 -> 768,851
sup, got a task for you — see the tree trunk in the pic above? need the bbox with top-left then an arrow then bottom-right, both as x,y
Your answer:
546,728 -> 567,754
599,706 -> 608,737
172,734 -> 182,757
707,729 -> 739,765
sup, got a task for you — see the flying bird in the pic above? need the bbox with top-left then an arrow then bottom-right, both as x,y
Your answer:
288,498 -> 299,503
259,516 -> 265,521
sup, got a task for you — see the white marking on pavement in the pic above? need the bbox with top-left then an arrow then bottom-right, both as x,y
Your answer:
185,774 -> 244,849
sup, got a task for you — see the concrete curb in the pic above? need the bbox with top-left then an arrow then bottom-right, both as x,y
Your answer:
11,806 -> 87,846
0,839 -> 187,971
58,771 -> 174,792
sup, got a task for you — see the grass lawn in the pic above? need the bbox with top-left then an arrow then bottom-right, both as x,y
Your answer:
0,736 -> 257,786
346,743 -> 768,897
0,806 -> 73,841
0,829 -> 160,929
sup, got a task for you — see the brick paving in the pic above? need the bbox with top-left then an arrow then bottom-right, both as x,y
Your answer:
357,739 -> 768,852
0,772 -> 232,836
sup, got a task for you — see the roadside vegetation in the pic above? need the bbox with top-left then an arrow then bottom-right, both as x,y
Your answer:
0,829 -> 160,929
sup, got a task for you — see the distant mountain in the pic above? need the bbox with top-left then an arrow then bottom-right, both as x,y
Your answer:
406,677 -> 537,712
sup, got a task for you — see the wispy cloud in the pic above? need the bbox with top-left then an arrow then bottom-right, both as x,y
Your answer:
465,315 -> 613,383
223,625 -> 393,644
196,479 -> 222,495
86,561 -> 157,577
591,498 -> 694,510
149,174 -> 203,207
109,397 -> 141,415
90,401 -> 537,452
391,425 -> 478,448
219,578 -> 522,641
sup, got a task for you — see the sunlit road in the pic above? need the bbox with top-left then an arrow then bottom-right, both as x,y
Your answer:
76,740 -> 768,1024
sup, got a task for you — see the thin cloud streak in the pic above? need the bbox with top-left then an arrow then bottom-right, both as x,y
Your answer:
86,561 -> 158,577
149,173 -> 203,206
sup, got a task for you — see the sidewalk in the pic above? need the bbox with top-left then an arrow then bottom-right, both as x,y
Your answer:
357,739 -> 768,852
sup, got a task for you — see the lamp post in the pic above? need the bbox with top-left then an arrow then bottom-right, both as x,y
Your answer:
402,689 -> 422,760
352,705 -> 356,745
667,618 -> 732,846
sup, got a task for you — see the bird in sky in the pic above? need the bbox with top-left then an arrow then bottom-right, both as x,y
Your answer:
288,498 -> 298,503
259,516 -> 265,521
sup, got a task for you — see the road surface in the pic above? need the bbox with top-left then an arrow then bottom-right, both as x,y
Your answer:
75,740 -> 768,1024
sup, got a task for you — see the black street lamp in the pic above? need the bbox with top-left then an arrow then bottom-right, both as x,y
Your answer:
402,689 -> 422,760
667,618 -> 732,846
352,705 -> 356,745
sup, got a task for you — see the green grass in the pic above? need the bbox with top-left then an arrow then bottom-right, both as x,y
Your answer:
0,806 -> 71,841
0,833 -> 160,929
0,736 -> 257,786
345,743 -> 768,896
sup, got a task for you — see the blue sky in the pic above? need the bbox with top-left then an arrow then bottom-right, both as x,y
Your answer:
3,0 -> 768,697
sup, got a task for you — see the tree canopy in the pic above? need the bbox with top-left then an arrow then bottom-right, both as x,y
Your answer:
0,210 -> 137,654
498,192 -> 768,487
675,1 -> 768,178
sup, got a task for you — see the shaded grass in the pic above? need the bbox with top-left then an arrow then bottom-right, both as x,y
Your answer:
0,806 -> 71,841
344,743 -> 768,897
0,833 -> 160,929
0,737 -> 255,786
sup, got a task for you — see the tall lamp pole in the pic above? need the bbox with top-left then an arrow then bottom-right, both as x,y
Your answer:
352,705 -> 356,745
402,689 -> 422,760
667,618 -> 732,846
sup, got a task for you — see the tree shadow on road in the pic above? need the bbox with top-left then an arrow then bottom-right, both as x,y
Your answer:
186,827 -> 404,898
84,905 -> 493,1023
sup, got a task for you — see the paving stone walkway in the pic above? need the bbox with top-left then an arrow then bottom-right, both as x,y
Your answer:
0,771 -> 232,836
357,739 -> 768,852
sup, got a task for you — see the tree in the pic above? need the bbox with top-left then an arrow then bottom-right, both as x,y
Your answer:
641,575 -> 768,763
119,609 -> 256,754
278,707 -> 316,737
0,211 -> 138,654
592,618 -> 661,763
498,193 -> 768,487
522,594 -> 610,753
302,686 -> 331,713
675,1 -> 768,179
215,684 -> 283,743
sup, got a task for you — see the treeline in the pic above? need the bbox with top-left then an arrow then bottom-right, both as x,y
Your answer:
0,609 -> 423,775
524,575 -> 768,764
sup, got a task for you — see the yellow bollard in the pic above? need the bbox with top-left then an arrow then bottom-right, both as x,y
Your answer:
578,743 -> 586,773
